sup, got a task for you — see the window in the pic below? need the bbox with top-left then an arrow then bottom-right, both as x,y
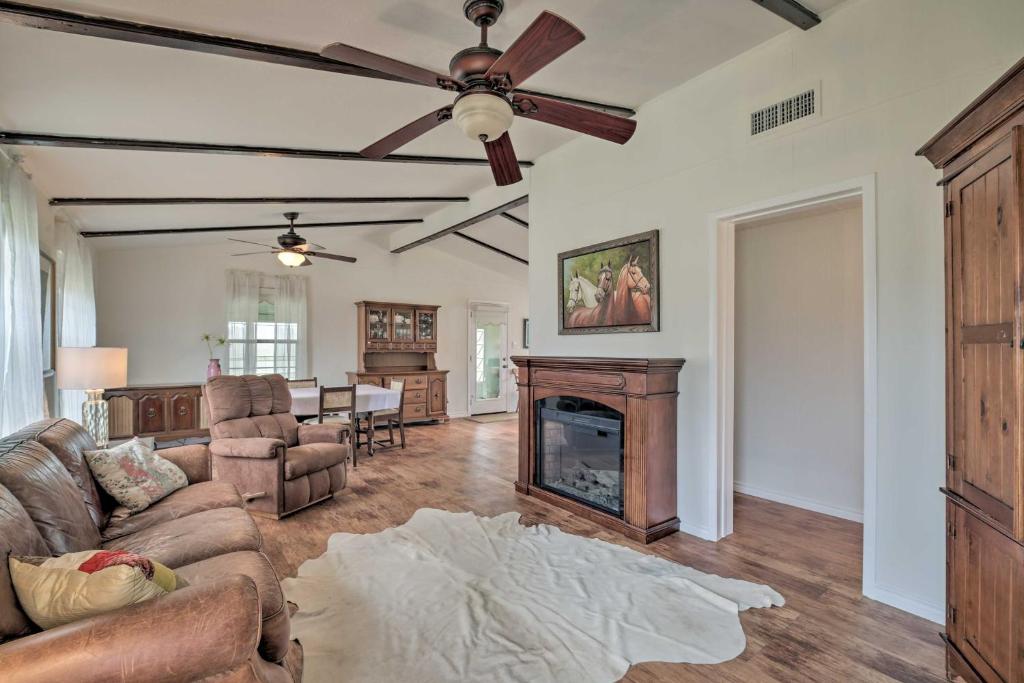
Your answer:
225,272 -> 307,379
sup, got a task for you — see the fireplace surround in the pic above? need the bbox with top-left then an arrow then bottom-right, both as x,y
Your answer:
512,356 -> 685,543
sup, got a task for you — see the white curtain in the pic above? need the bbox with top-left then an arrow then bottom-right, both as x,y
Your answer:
225,269 -> 308,379
275,273 -> 308,378
0,152 -> 44,434
55,215 -> 96,420
225,269 -> 262,375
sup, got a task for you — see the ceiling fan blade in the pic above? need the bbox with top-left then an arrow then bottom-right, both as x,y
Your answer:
320,42 -> 460,90
361,106 -> 454,159
484,11 -> 585,88
513,93 -> 635,144
231,250 -> 277,256
307,251 -> 357,263
228,237 -> 280,249
294,241 -> 325,252
300,257 -> 313,267
484,133 -> 523,186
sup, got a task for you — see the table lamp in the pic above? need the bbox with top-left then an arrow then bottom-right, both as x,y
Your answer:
56,347 -> 128,447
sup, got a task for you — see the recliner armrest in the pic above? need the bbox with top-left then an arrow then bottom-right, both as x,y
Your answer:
297,423 -> 346,445
210,437 -> 285,459
0,575 -> 262,683
157,443 -> 211,483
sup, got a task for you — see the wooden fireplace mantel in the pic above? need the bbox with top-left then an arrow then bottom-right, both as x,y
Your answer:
511,355 -> 685,543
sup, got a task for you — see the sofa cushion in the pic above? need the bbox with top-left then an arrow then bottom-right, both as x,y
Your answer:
2,419 -> 107,529
176,551 -> 289,662
284,443 -> 346,481
101,480 -> 243,542
102,506 -> 261,569
0,483 -> 49,642
212,413 -> 299,447
0,441 -> 101,554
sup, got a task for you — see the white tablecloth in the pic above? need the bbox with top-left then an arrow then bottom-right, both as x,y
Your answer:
290,385 -> 401,416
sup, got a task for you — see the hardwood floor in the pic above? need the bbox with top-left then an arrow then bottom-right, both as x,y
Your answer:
254,418 -> 946,682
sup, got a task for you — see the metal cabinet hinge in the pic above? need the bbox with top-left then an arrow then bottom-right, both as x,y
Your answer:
945,201 -> 954,218
947,453 -> 956,470
949,606 -> 958,624
947,521 -> 957,539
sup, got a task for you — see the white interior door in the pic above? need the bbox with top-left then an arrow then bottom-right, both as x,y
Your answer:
470,303 -> 510,415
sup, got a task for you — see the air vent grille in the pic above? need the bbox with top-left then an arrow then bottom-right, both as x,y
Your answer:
750,89 -> 816,136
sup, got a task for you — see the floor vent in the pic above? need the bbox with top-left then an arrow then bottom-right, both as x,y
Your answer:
750,88 -> 816,136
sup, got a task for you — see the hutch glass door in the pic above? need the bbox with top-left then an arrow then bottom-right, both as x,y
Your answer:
392,308 -> 414,342
367,306 -> 389,341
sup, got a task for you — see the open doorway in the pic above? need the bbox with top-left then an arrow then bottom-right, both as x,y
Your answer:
734,198 -> 864,524
710,175 -> 879,598
468,301 -> 512,416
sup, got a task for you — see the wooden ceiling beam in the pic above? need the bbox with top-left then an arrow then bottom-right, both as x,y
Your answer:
500,212 -> 529,229
745,0 -> 821,30
79,218 -> 421,238
0,1 -> 636,118
0,130 -> 531,168
50,196 -> 468,206
392,195 -> 528,253
453,233 -> 528,265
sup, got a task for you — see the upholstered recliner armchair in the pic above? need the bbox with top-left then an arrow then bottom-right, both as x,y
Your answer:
204,374 -> 347,518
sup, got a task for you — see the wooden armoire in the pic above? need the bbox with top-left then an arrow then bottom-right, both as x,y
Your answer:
918,55 -> 1024,683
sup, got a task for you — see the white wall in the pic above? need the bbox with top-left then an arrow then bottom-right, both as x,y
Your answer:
526,0 -> 1024,621
734,201 -> 863,522
94,229 -> 528,418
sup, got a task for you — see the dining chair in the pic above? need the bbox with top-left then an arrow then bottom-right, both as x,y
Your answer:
371,379 -> 406,450
287,377 -> 318,389
302,385 -> 357,467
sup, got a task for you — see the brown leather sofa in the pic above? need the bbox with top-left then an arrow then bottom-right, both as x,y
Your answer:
203,374 -> 347,518
0,418 -> 302,683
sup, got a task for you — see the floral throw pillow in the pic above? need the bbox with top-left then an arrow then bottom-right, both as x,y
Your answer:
84,438 -> 187,513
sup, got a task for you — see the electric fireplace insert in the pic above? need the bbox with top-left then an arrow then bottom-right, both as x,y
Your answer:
535,396 -> 624,517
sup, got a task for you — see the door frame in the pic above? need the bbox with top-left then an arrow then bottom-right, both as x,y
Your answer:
467,300 -> 513,415
708,175 -> 878,593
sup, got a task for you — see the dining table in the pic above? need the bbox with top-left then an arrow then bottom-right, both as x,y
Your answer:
289,384 -> 402,456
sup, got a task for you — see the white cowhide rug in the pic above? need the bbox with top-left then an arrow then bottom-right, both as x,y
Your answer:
281,508 -> 783,683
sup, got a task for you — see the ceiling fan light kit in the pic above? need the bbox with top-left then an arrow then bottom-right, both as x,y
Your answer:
277,250 -> 307,267
319,1 -> 636,187
452,92 -> 514,142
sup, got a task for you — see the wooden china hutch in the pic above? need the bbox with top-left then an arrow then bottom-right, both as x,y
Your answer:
347,301 -> 449,423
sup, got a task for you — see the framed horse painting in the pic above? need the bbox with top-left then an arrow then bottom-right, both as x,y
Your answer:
558,229 -> 659,335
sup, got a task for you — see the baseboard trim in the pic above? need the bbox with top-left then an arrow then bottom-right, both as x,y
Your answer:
677,519 -> 716,541
734,482 -> 864,523
863,582 -> 945,625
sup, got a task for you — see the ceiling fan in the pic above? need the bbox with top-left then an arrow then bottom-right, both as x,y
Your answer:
320,0 -> 637,186
229,212 -> 357,267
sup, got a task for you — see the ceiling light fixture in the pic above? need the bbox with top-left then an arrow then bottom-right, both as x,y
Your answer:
452,92 -> 514,142
277,250 -> 306,267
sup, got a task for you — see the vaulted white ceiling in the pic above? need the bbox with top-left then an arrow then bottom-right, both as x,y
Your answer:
0,0 -> 844,261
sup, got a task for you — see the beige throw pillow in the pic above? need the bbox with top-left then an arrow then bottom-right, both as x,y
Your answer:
9,549 -> 183,629
84,437 -> 187,513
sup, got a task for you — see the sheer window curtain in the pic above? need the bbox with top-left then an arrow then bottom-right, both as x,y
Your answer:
0,152 -> 44,434
225,269 -> 307,379
55,215 -> 96,420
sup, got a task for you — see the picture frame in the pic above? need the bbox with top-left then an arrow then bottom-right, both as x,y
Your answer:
558,229 -> 660,335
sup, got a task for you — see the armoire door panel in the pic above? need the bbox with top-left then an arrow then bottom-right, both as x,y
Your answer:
950,133 -> 1022,538
951,505 -> 1024,683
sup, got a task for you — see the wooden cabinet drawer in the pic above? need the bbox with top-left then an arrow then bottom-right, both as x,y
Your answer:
404,403 -> 427,420
399,375 -> 428,389
405,389 -> 427,404
360,376 -> 384,387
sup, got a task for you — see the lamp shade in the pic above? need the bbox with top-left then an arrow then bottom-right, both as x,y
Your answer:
57,347 -> 128,390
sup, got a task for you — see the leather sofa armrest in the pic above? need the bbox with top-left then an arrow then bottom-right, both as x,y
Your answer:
297,423 -> 346,445
210,437 -> 286,459
0,575 -> 262,683
157,443 -> 211,483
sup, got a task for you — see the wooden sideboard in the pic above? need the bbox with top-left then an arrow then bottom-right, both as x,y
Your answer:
917,55 -> 1024,683
104,384 -> 208,442
349,301 -> 449,423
